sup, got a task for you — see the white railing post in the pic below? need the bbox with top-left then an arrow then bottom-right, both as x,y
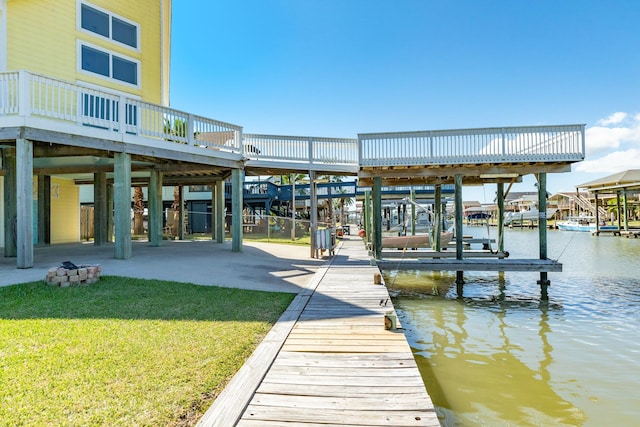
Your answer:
429,131 -> 433,159
501,128 -> 506,156
308,137 -> 314,165
580,124 -> 586,159
18,70 -> 31,117
237,127 -> 243,154
187,114 -> 195,145
118,95 -> 127,135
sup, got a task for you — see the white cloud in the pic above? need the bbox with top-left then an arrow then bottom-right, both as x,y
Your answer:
585,112 -> 640,156
597,112 -> 627,126
575,148 -> 640,174
585,126 -> 632,153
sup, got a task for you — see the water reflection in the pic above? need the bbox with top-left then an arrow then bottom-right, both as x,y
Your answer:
388,228 -> 640,427
400,296 -> 586,426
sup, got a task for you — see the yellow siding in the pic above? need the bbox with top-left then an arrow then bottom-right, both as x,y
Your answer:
0,176 -> 4,246
161,0 -> 172,106
7,0 -> 163,103
50,177 -> 80,244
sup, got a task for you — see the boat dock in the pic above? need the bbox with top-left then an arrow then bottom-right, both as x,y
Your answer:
198,236 -> 439,426
377,257 -> 562,272
381,249 -> 509,259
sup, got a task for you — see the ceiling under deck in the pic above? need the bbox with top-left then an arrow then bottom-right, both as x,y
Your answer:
357,161 -> 573,187
0,136 -> 239,186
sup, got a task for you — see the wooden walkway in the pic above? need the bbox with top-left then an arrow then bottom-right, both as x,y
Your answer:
198,236 -> 439,426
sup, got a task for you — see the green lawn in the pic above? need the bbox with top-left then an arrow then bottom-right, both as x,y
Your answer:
0,277 -> 295,426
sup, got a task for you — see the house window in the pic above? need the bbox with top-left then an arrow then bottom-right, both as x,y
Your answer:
80,4 -> 109,38
112,17 -> 137,48
81,45 -> 109,77
79,42 -> 140,86
80,2 -> 139,50
112,56 -> 137,85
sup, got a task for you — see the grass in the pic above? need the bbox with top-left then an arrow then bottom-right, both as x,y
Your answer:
242,233 -> 311,245
0,277 -> 295,426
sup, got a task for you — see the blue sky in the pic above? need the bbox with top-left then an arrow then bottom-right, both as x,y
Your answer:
170,1 -> 640,202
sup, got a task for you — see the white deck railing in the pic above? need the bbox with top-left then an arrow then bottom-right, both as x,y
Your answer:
243,133 -> 359,167
1,71 -> 586,173
0,70 -> 243,153
358,125 -> 585,167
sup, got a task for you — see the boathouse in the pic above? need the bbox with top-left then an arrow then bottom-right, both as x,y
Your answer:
577,169 -> 640,236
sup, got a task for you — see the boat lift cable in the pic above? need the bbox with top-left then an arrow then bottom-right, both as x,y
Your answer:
554,230 -> 579,262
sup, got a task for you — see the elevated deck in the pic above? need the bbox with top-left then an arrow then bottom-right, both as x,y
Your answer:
198,236 -> 439,426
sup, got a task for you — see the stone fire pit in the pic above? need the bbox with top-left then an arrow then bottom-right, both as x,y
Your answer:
45,263 -> 102,287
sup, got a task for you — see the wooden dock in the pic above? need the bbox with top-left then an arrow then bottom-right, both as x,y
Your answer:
382,249 -> 509,259
197,236 -> 439,426
377,258 -> 562,272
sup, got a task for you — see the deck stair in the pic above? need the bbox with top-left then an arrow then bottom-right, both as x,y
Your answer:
575,193 -> 607,217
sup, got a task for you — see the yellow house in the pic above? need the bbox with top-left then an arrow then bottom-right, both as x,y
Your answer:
0,0 -> 172,245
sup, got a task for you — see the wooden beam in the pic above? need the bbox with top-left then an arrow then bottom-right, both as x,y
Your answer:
372,177 -> 382,260
113,153 -> 132,259
358,163 -> 571,183
2,148 -> 17,257
94,172 -> 107,246
16,139 -> 34,268
377,258 -> 563,272
214,181 -> 224,243
148,170 -> 163,247
309,171 -> 317,258
231,168 -> 243,252
22,127 -> 243,168
37,175 -> 51,246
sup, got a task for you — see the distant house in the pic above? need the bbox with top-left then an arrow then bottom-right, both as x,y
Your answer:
548,192 -> 593,219
502,191 -> 551,213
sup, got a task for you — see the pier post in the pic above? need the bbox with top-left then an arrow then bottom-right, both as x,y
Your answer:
497,183 -> 505,253
291,174 -> 296,241
309,171 -> 317,258
107,184 -> 114,242
410,188 -> 416,236
148,170 -> 163,247
16,139 -> 34,268
623,190 -> 629,231
37,175 -> 51,246
616,192 -> 622,231
231,168 -> 243,252
373,177 -> 382,260
214,179 -> 224,243
2,148 -> 17,258
113,152 -> 132,259
433,184 -> 442,250
454,174 -> 464,298
594,192 -> 601,235
364,190 -> 371,244
537,173 -> 550,300
93,173 -> 107,246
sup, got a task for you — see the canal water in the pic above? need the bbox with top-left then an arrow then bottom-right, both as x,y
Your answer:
384,226 -> 640,427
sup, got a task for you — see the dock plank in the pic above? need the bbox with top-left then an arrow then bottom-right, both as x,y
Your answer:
239,406 -> 438,426
198,237 -> 438,427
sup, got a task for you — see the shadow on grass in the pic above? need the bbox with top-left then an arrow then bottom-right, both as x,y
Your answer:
0,276 -> 296,321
